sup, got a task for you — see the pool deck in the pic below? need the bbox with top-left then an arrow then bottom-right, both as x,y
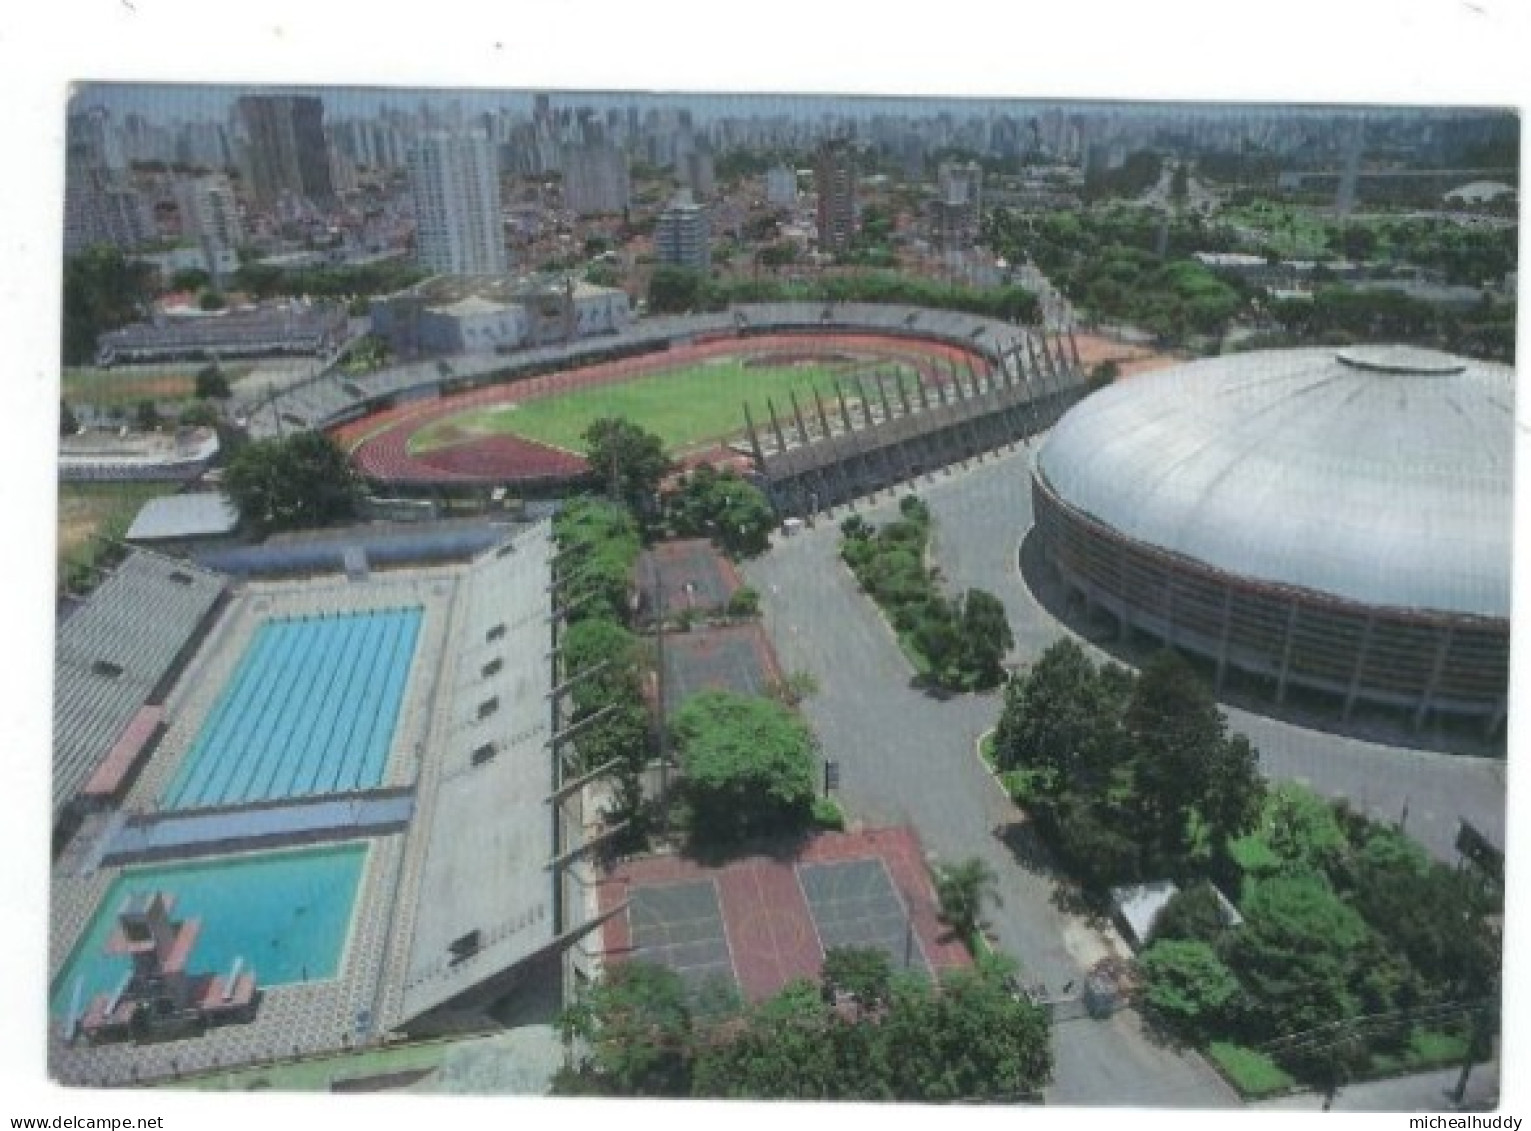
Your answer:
49,526 -> 564,1087
49,568 -> 464,1087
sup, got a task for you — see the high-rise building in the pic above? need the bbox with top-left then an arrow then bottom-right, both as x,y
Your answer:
66,107 -> 126,173
408,131 -> 507,275
174,174 -> 245,249
561,143 -> 631,215
765,164 -> 799,208
815,140 -> 857,254
62,138 -> 152,255
932,161 -> 983,249
654,190 -> 710,272
236,95 -> 335,208
681,147 -> 716,200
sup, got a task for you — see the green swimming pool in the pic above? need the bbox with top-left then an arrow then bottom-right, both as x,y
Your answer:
51,843 -> 368,1019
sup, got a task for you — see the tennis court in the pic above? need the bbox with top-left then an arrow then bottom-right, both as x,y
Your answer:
599,828 -> 970,1001
662,624 -> 782,715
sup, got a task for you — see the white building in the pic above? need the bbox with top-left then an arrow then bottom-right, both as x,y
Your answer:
562,143 -> 631,215
654,190 -> 710,272
370,274 -> 630,357
765,164 -> 798,208
408,131 -> 508,275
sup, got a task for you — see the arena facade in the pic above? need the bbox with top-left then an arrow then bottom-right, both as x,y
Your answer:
1032,345 -> 1513,734
50,526 -> 600,1085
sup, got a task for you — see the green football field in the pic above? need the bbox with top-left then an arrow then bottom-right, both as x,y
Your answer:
407,357 -> 919,455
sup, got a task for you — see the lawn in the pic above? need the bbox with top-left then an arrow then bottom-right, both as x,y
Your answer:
407,358 -> 914,456
56,481 -> 182,592
62,364 -> 252,409
1207,1041 -> 1295,1099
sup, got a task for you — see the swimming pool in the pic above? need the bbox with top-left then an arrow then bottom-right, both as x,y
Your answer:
162,608 -> 423,809
50,843 -> 368,1019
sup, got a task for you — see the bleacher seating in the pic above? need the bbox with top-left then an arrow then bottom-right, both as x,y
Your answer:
53,553 -> 228,822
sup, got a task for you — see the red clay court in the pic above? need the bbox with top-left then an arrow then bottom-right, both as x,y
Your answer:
598,827 -> 972,1002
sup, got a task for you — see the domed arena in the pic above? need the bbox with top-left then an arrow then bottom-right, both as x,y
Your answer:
1031,345 -> 1514,735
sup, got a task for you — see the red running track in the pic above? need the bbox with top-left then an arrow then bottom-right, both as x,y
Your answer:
337,333 -> 983,487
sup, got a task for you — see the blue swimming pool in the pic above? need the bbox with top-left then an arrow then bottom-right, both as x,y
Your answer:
50,843 -> 367,1018
162,608 -> 423,809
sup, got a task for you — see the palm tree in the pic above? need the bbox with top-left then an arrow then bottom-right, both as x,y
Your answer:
934,857 -> 1002,945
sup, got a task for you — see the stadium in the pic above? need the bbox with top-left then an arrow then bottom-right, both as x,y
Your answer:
241,302 -> 1089,504
1031,345 -> 1513,736
50,299 -> 1094,1086
49,524 -> 600,1086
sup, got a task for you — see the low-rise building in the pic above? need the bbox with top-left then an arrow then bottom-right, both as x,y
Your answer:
369,273 -> 630,358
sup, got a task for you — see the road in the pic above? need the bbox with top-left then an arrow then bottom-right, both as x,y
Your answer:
917,443 -> 1506,865
741,440 -> 1506,1105
743,470 -> 1239,1106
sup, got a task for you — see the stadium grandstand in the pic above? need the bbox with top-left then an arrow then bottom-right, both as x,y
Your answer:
52,552 -> 229,837
58,427 -> 220,483
49,522 -> 600,1084
237,302 -> 1050,441
95,301 -> 348,366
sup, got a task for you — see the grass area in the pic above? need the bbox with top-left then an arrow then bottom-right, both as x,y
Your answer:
1207,1041 -> 1296,1099
1368,1029 -> 1471,1078
408,359 -> 912,456
56,481 -> 182,592
62,365 -> 251,408
164,1035 -> 490,1092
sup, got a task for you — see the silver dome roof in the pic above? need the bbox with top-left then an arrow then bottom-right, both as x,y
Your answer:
1036,346 -> 1515,619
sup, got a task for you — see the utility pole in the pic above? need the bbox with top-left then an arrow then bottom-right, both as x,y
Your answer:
652,558 -> 670,824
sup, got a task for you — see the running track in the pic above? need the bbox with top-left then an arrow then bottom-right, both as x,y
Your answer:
337,333 -> 986,487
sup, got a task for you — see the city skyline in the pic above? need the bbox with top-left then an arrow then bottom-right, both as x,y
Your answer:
71,81 -> 1517,130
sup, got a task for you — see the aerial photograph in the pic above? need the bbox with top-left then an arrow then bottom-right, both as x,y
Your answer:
37,61 -> 1516,1119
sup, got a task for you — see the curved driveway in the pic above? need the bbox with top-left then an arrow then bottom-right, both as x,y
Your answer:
742,440 -> 1506,1106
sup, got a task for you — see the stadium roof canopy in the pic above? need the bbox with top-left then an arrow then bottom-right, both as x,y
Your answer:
1035,346 -> 1515,619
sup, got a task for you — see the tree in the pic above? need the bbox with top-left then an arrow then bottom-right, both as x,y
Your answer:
691,979 -> 875,1100
1138,938 -> 1243,1043
992,639 -> 1122,788
954,589 -> 1013,689
1224,875 -> 1371,1043
582,417 -> 672,514
933,857 -> 1001,945
198,290 -> 227,312
62,245 -> 157,364
1125,650 -> 1230,867
647,264 -> 709,313
135,399 -> 161,432
223,431 -> 363,533
555,962 -> 696,1096
879,957 -> 1053,1102
1149,881 -> 1233,946
1088,359 -> 1121,390
672,690 -> 816,844
59,399 -> 79,438
194,364 -> 231,400
169,267 -> 211,292
821,946 -> 894,1013
177,400 -> 222,429
663,465 -> 776,557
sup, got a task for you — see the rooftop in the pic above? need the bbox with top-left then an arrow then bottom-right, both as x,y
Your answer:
125,492 -> 240,542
